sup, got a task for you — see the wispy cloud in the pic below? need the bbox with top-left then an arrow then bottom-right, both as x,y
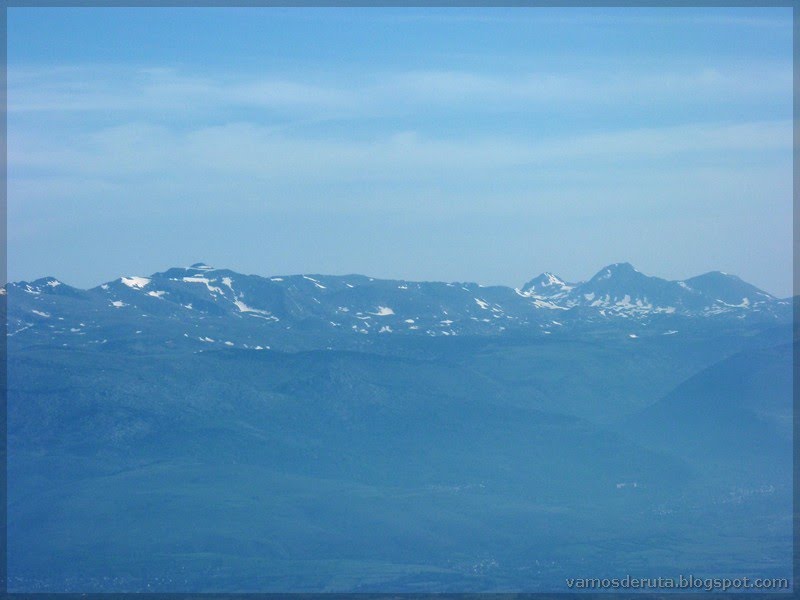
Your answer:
9,119 -> 791,200
8,62 -> 791,119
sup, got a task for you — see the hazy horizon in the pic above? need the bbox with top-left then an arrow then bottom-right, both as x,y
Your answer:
7,259 -> 792,299
8,7 -> 793,296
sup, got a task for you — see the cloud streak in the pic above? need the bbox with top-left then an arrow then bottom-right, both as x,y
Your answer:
9,119 -> 791,182
8,62 -> 791,119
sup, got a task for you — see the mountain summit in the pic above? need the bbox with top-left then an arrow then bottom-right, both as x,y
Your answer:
518,272 -> 572,298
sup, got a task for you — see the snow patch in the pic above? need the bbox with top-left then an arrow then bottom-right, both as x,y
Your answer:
302,275 -> 327,289
182,276 -> 224,295
532,299 -> 569,310
121,276 -> 150,289
542,273 -> 564,286
234,298 -> 271,315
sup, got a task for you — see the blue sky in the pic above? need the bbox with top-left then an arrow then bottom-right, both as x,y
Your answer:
7,7 -> 794,295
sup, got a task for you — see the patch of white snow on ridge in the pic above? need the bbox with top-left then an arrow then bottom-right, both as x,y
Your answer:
233,298 -> 271,316
31,310 -> 50,317
302,275 -> 327,289
222,277 -> 234,289
532,299 -> 569,310
121,276 -> 150,289
372,306 -> 395,316
663,330 -> 679,335
182,276 -> 224,295
111,301 -> 126,308
629,334 -> 639,339
147,291 -> 166,299
616,294 -> 633,308
475,298 -> 489,310
543,273 -> 564,286
46,280 -> 61,287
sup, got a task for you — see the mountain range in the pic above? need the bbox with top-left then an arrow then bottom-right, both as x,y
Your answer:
4,262 -> 791,354
3,261 -> 793,592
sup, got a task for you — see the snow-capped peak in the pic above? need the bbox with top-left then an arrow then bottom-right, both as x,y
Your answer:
518,272 -> 572,297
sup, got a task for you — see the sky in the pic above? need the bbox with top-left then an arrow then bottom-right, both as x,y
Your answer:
6,7 -> 794,296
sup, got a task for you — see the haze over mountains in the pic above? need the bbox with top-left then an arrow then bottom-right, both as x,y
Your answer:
5,262 -> 791,354
3,261 -> 793,592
